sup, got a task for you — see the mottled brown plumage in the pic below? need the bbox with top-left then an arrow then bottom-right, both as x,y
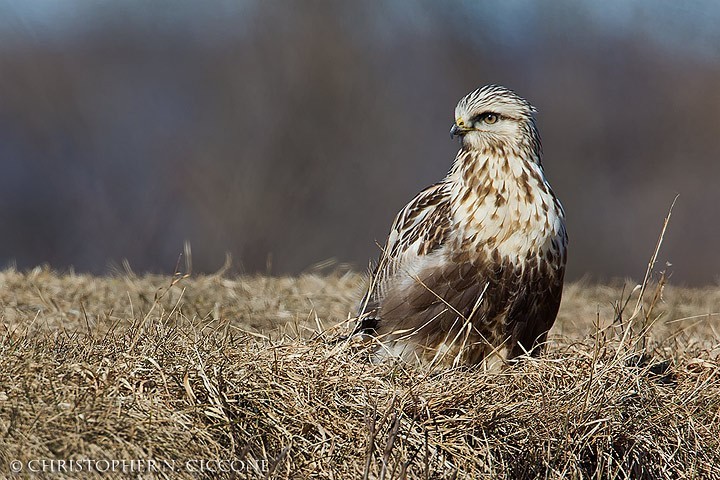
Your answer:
355,85 -> 567,367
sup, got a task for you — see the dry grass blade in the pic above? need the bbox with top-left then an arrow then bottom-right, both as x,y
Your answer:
628,195 -> 678,324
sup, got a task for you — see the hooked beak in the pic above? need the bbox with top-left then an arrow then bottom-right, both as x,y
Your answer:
450,123 -> 469,139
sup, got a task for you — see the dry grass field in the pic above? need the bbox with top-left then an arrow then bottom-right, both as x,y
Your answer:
0,266 -> 719,479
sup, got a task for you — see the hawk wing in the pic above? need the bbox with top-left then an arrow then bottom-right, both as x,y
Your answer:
356,181 -> 452,332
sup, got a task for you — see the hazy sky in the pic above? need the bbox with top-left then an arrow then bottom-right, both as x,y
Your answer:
1,0 -> 719,62
0,1 -> 719,282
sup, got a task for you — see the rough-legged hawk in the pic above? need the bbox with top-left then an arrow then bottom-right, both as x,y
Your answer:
355,85 -> 567,367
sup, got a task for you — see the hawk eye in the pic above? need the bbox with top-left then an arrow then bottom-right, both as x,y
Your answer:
471,112 -> 500,126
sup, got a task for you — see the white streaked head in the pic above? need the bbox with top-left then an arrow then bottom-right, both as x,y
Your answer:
450,85 -> 540,155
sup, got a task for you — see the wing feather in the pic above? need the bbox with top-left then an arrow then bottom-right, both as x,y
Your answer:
356,182 -> 452,330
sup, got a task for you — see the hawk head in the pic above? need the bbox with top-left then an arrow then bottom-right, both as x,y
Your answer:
450,85 -> 540,156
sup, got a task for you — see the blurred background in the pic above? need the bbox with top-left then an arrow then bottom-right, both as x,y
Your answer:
0,0 -> 718,284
